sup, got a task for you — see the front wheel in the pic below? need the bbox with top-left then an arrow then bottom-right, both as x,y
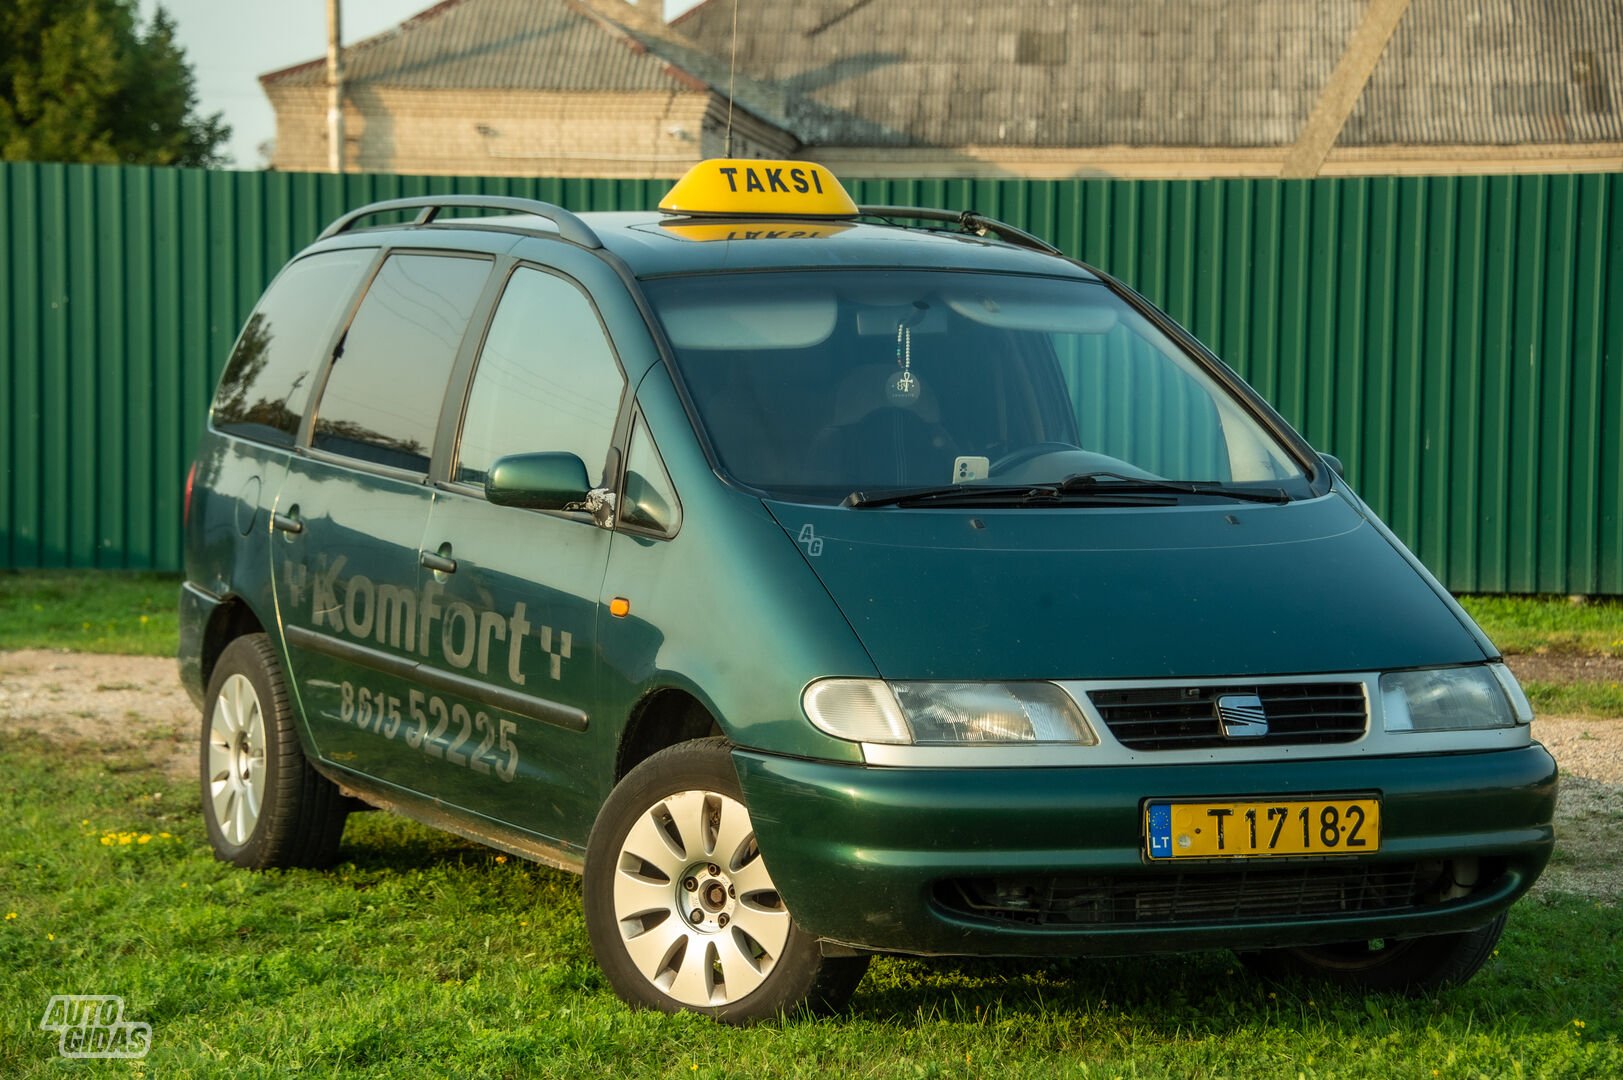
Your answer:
1237,914 -> 1507,994
583,738 -> 868,1022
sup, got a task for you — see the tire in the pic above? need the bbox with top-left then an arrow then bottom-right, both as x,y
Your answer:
200,634 -> 348,869
1237,913 -> 1507,994
583,738 -> 868,1023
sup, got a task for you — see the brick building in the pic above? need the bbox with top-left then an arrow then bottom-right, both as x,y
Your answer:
260,0 -> 797,176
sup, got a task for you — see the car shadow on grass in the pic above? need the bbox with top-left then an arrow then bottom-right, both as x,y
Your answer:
840,896 -> 1620,1040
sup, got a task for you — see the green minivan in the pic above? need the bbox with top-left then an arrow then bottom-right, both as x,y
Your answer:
180,159 -> 1556,1022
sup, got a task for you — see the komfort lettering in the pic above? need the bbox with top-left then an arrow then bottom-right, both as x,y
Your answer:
289,556 -> 571,684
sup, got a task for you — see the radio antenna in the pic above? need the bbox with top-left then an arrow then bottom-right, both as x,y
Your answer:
725,0 -> 739,156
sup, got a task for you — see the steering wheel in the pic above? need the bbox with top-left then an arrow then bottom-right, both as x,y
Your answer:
989,442 -> 1084,475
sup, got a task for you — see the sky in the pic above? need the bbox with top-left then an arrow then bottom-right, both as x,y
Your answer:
138,1 -> 705,169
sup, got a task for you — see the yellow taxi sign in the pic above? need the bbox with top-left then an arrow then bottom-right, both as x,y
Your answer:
658,159 -> 858,218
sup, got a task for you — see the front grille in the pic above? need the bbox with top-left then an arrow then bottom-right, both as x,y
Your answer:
939,862 -> 1443,928
1089,683 -> 1368,750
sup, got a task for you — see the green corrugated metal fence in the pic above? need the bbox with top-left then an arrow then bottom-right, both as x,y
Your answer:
3,162 -> 1620,593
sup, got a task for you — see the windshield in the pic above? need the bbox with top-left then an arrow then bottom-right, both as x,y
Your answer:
646,270 -> 1311,504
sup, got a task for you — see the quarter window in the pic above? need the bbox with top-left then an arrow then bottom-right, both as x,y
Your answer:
211,248 -> 374,447
456,267 -> 625,487
312,253 -> 491,472
618,416 -> 681,535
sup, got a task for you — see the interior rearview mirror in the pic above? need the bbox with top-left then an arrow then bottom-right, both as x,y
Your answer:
485,452 -> 591,511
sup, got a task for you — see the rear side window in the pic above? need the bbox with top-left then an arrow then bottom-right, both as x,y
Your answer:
454,267 -> 625,486
312,253 -> 491,473
211,248 -> 375,447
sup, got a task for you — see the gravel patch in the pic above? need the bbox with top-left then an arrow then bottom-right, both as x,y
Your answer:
1,648 -> 1617,900
0,649 -> 195,779
1505,652 -> 1623,685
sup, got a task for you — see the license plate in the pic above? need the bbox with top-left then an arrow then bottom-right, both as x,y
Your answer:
1145,797 -> 1380,859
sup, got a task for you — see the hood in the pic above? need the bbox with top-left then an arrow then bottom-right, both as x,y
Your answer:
764,492 -> 1487,681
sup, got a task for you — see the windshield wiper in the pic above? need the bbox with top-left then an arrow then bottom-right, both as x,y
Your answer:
842,483 -> 1173,509
1059,471 -> 1291,504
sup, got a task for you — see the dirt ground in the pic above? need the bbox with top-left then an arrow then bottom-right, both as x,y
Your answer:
1,648 -> 1616,900
1503,652 -> 1623,685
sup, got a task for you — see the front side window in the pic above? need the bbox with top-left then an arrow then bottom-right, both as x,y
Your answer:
645,270 -> 1310,503
212,248 -> 375,446
455,267 -> 625,487
312,253 -> 491,472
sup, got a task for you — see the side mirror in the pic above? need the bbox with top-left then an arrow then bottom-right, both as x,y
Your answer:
485,452 -> 590,511
1319,453 -> 1345,480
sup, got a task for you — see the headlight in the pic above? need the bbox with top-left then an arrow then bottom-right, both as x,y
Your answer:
1380,664 -> 1531,732
802,679 -> 1096,745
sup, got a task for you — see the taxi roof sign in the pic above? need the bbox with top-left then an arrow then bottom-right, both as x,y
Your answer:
658,159 -> 859,218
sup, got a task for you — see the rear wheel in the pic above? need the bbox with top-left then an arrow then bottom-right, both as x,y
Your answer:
200,634 -> 347,869
1238,914 -> 1507,994
583,738 -> 868,1023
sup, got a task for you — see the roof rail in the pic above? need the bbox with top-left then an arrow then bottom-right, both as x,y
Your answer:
316,195 -> 603,250
856,205 -> 1061,256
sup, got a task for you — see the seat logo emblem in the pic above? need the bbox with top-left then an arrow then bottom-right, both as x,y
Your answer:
1215,694 -> 1269,739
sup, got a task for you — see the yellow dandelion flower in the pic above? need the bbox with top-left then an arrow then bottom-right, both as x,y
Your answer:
495,855 -> 508,864
180,883 -> 189,889
5,912 -> 16,920
137,834 -> 151,844
118,835 -> 133,846
100,836 -> 113,846
139,614 -> 150,624
80,819 -> 90,827
1268,991 -> 1277,1000
159,832 -> 172,839
47,933 -> 55,941
1573,1019 -> 1586,1029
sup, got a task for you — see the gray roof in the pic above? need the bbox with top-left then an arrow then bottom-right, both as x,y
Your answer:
1345,0 -> 1623,146
264,0 -> 1623,150
676,0 -> 1623,148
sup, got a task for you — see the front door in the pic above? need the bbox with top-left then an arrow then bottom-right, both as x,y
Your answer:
412,263 -> 629,844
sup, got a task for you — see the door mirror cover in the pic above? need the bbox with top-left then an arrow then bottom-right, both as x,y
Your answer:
485,452 -> 591,510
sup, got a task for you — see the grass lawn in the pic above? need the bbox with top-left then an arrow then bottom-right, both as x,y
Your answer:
0,570 -> 179,656
1457,595 -> 1623,657
1524,680 -> 1623,719
1,726 -> 1617,1078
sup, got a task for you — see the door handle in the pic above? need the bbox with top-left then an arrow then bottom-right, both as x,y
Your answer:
271,511 -> 303,534
420,550 -> 457,574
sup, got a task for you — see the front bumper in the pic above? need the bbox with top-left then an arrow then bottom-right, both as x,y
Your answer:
733,745 -> 1557,957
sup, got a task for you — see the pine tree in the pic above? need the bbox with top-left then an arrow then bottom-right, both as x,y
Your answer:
0,0 -> 230,166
